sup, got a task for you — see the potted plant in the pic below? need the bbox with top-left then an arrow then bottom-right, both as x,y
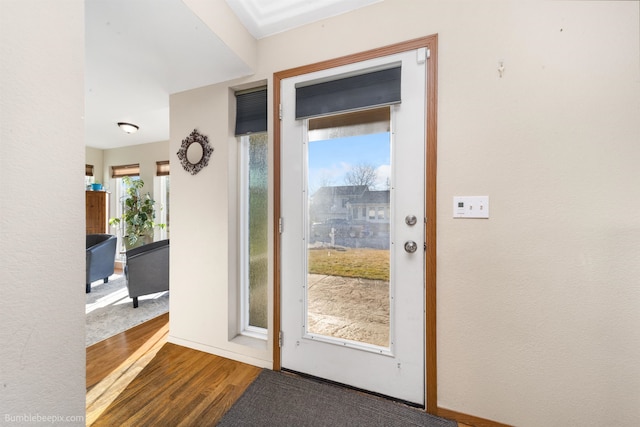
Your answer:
109,176 -> 165,249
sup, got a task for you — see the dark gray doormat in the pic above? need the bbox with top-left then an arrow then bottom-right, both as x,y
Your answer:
217,369 -> 456,427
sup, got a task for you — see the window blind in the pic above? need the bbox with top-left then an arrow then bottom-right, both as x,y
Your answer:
111,163 -> 140,178
295,66 -> 401,119
235,88 -> 267,136
156,160 -> 170,176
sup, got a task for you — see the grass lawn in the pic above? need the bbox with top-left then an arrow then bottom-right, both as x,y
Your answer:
308,248 -> 389,281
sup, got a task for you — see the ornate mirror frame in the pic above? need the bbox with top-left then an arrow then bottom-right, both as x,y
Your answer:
176,129 -> 214,175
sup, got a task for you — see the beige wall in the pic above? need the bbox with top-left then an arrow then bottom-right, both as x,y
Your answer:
101,140 -> 170,223
182,0 -> 257,71
430,3 -> 639,425
85,146 -> 104,185
0,0 -> 86,421
171,1 -> 640,426
169,84 -> 274,367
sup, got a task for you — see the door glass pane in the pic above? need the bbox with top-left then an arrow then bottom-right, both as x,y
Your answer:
306,107 -> 391,348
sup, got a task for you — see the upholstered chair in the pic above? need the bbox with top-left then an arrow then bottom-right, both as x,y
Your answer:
86,234 -> 117,293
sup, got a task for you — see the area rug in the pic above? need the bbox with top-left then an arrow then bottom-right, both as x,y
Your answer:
85,273 -> 169,347
217,369 -> 456,427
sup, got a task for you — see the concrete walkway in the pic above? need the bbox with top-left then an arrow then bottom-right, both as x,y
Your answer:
306,274 -> 389,347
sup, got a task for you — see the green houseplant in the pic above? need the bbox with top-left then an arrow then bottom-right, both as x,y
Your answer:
109,176 -> 165,249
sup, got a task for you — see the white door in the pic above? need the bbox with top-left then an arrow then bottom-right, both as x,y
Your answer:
280,49 -> 427,405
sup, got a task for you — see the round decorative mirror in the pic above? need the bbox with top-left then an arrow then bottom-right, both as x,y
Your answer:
186,140 -> 204,164
176,129 -> 213,175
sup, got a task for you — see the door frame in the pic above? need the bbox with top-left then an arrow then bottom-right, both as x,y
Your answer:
273,34 -> 438,413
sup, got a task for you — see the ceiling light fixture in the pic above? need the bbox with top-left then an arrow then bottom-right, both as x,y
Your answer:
117,122 -> 139,134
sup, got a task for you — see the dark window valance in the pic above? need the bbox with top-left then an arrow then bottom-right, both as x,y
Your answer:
235,88 -> 267,136
295,66 -> 401,119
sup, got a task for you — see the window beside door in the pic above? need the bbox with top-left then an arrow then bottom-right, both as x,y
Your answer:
234,87 -> 268,338
240,132 -> 268,335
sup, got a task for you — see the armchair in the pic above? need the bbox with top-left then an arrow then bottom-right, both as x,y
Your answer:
125,239 -> 169,308
86,234 -> 117,293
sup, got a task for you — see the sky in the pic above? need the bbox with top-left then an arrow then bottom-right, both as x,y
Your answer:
308,132 -> 390,194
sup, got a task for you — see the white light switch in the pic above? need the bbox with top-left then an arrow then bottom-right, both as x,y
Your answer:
453,196 -> 489,218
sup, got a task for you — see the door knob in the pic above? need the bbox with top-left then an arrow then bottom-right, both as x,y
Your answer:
404,241 -> 418,253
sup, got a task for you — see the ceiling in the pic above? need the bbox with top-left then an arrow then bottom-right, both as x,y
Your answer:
85,0 -> 381,150
225,0 -> 381,39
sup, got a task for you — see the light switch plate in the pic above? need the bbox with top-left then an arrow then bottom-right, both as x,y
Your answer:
453,196 -> 489,218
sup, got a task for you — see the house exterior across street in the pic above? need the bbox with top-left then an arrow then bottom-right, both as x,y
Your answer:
309,185 -> 390,248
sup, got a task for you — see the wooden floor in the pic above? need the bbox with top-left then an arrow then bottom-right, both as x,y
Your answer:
86,313 -> 261,425
87,314 -> 470,426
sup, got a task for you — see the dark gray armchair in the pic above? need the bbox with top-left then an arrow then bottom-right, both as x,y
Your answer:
86,234 -> 117,293
125,239 -> 169,308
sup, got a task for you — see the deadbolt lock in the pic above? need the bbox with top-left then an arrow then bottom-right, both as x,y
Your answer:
405,215 -> 418,226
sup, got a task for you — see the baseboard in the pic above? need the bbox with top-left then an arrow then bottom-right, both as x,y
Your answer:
437,407 -> 513,427
167,335 -> 273,369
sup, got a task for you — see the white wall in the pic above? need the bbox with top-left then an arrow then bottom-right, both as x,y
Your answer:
171,1 -> 640,426
0,0 -> 86,424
